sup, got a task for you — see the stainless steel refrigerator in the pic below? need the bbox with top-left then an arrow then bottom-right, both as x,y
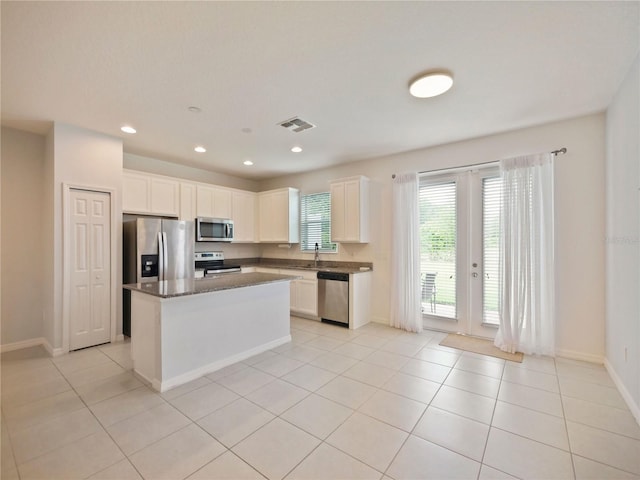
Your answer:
123,218 -> 194,336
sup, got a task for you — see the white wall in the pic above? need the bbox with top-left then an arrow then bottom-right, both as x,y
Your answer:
43,123 -> 123,352
260,113 -> 607,362
1,127 -> 46,346
605,55 -> 640,420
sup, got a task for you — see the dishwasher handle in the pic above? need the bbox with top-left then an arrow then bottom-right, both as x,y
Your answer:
317,271 -> 349,282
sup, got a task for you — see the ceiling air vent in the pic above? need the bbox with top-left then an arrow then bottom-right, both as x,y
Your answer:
278,116 -> 315,133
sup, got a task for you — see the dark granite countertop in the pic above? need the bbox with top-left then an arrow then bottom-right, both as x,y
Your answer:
123,272 -> 301,299
231,257 -> 373,274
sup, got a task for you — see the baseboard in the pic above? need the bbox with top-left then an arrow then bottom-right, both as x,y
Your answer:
0,337 -> 47,353
555,348 -> 604,365
153,334 -> 292,393
0,337 -> 65,357
604,358 -> 640,426
42,338 -> 65,357
371,316 -> 389,326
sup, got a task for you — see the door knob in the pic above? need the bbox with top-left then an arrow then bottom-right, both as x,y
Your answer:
472,272 -> 478,278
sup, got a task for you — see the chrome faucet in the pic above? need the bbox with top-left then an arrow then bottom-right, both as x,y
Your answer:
314,242 -> 320,267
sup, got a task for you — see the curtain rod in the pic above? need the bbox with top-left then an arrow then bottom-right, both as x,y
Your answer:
391,147 -> 567,179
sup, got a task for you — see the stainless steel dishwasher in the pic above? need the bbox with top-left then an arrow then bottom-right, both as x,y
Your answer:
317,271 -> 349,327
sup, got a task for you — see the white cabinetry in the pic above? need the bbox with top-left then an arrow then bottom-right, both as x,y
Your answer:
258,188 -> 300,243
349,271 -> 371,329
254,267 -> 317,317
196,185 -> 232,219
232,191 -> 257,243
179,182 -> 197,221
281,269 -> 318,317
150,177 -> 180,217
123,170 -> 150,214
330,176 -> 369,243
123,170 -> 179,217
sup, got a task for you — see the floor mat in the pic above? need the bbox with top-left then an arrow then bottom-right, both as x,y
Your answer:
440,333 -> 523,362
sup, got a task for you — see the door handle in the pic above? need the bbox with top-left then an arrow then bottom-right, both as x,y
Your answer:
157,232 -> 164,281
472,272 -> 478,278
162,232 -> 168,280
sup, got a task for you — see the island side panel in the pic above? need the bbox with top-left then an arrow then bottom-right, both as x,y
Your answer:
130,290 -> 161,385
159,281 -> 291,390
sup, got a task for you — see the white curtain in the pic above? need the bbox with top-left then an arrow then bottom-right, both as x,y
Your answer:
390,173 -> 422,333
494,153 -> 555,356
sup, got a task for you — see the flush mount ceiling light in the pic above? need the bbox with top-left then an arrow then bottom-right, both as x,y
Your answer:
291,146 -> 302,153
194,146 -> 206,153
188,106 -> 202,113
409,71 -> 453,98
120,125 -> 136,134
243,160 -> 254,166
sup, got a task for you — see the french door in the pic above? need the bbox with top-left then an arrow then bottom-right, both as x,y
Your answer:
419,167 -> 501,338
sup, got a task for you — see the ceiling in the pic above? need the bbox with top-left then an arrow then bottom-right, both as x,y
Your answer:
2,2 -> 638,180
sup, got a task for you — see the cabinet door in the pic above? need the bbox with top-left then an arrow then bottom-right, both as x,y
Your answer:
150,177 -> 179,217
196,185 -> 214,217
179,182 -> 197,221
212,188 -> 232,219
330,182 -> 345,242
258,193 -> 275,241
295,279 -> 318,316
344,180 -> 361,241
232,191 -> 256,242
122,171 -> 150,213
271,191 -> 289,242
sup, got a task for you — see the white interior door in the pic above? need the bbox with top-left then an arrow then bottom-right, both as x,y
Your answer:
69,189 -> 111,350
420,168 -> 500,339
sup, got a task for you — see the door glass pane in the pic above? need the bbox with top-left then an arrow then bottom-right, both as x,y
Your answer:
483,176 -> 501,325
419,179 -> 457,319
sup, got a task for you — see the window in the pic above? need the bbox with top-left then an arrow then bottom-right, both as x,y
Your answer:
419,177 -> 457,318
300,192 -> 337,252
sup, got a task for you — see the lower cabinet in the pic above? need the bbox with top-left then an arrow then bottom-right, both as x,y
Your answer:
255,268 -> 317,317
281,269 -> 317,317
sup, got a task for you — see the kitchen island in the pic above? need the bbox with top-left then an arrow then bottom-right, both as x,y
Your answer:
123,272 -> 299,392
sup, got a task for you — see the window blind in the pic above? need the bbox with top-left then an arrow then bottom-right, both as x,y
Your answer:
300,192 -> 337,252
482,175 -> 501,325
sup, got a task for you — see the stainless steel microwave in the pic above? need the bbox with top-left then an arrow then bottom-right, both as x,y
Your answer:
195,217 -> 234,242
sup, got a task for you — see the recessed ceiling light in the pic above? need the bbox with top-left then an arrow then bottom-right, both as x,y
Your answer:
194,146 -> 206,153
188,106 -> 202,113
243,160 -> 254,166
121,125 -> 136,134
291,146 -> 303,153
409,71 -> 453,98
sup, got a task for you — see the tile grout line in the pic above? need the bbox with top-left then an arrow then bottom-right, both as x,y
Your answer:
476,353 -> 504,480
46,351 -> 145,480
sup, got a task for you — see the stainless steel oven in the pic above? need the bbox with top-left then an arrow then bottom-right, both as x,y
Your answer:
194,251 -> 241,278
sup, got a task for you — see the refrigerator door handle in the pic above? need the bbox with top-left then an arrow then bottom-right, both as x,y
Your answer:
157,231 -> 164,281
162,232 -> 169,281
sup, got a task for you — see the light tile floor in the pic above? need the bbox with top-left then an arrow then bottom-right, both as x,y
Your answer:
2,317 -> 639,480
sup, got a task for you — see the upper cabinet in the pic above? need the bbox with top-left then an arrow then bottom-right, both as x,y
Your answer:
232,190 -> 257,243
258,188 -> 300,243
196,185 -> 232,219
123,170 -> 179,217
179,181 -> 197,221
330,176 -> 369,243
123,169 -> 293,245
